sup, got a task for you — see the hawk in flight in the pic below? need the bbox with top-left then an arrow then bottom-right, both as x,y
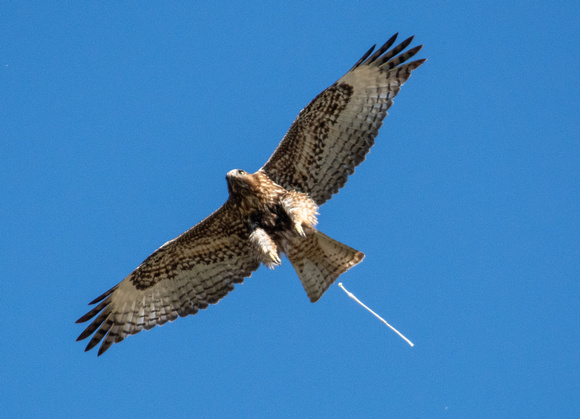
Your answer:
77,33 -> 425,355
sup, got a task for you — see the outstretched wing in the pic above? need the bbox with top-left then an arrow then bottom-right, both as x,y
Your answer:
261,34 -> 425,205
76,203 -> 260,356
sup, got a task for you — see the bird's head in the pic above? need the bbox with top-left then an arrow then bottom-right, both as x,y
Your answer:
226,169 -> 253,196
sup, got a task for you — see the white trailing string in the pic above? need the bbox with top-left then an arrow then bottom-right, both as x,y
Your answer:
338,283 -> 414,347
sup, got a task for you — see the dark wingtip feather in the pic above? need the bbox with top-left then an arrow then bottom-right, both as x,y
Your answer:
97,344 -> 109,356
349,44 -> 376,72
384,36 -> 414,61
85,337 -> 100,352
88,285 -> 117,305
75,311 -> 94,324
77,310 -> 109,342
404,58 -> 427,73
363,33 -> 399,65
84,320 -> 111,352
97,331 -> 117,356
75,298 -> 110,324
405,44 -> 423,58
76,313 -> 94,325
376,42 -> 426,71
412,58 -> 427,68
400,35 -> 415,49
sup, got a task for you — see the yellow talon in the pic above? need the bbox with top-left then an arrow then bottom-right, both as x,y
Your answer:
295,223 -> 306,238
270,251 -> 281,265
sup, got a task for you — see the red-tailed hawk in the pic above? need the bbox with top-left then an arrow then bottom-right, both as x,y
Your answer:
77,33 -> 425,355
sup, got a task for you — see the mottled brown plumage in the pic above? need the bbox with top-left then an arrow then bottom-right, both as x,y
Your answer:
77,33 -> 425,355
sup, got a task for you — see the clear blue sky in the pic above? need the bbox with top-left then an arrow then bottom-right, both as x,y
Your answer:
1,2 -> 578,418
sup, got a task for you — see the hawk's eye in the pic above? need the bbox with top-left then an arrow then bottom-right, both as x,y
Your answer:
237,169 -> 245,175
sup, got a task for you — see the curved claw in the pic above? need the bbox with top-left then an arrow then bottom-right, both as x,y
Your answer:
268,250 -> 281,266
295,223 -> 306,238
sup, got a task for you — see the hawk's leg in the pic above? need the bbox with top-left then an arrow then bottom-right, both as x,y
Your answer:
280,190 -> 319,238
249,227 -> 281,269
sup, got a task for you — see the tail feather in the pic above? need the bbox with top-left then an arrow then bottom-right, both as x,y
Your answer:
285,230 -> 364,302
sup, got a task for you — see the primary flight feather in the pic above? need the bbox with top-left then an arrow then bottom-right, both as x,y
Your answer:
77,33 -> 425,355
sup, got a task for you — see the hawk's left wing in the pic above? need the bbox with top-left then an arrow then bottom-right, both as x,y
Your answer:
262,34 -> 425,205
76,202 -> 260,356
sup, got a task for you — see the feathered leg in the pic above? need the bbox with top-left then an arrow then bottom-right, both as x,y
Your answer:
280,190 -> 319,238
249,227 -> 282,269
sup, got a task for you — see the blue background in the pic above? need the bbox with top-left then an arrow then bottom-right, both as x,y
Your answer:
1,2 -> 578,417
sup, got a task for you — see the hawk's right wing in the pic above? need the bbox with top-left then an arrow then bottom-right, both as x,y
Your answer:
262,34 -> 425,205
76,202 -> 260,356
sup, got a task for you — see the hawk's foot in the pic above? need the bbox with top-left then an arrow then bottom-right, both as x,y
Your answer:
281,190 -> 319,238
249,227 -> 281,269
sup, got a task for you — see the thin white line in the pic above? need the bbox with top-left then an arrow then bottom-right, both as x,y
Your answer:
338,283 -> 414,347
